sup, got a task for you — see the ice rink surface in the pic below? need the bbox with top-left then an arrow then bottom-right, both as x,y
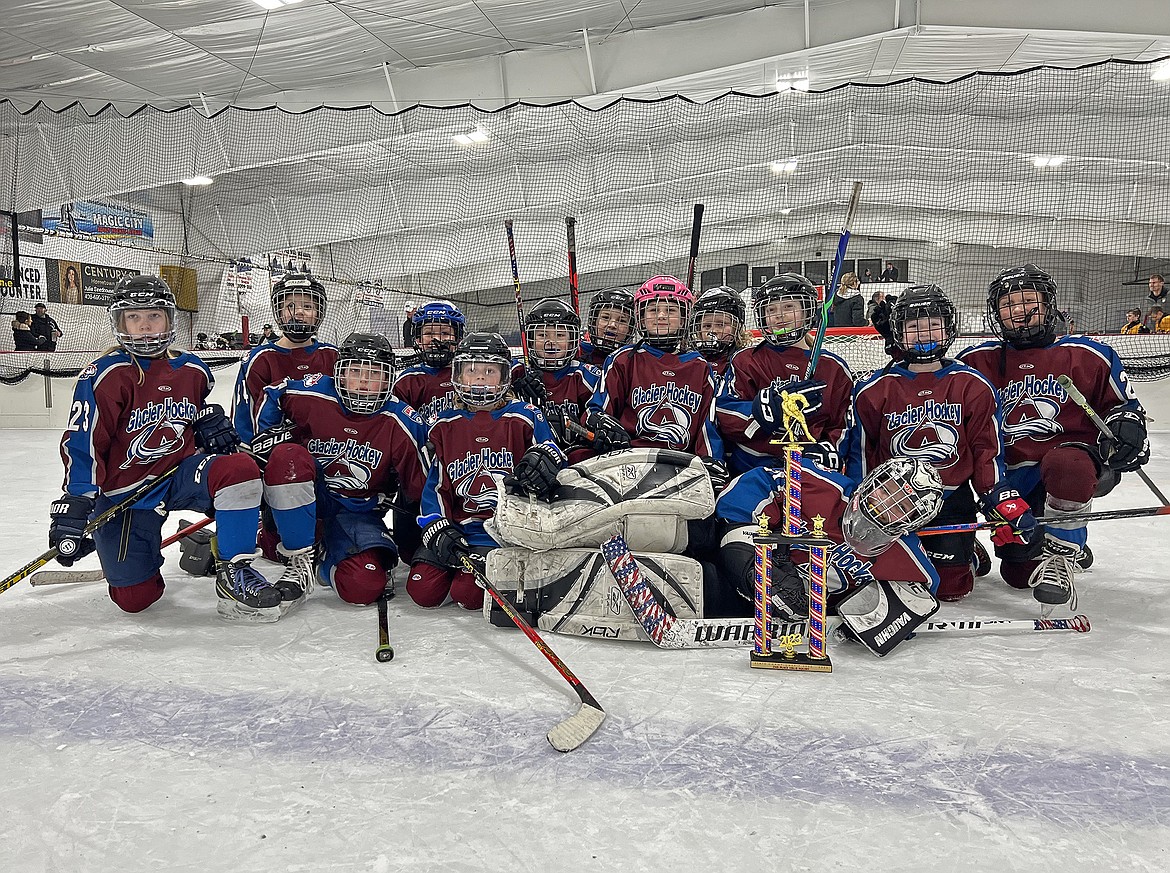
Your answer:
3,429 -> 1169,873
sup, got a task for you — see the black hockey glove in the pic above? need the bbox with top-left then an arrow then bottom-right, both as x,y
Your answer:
1099,407 -> 1149,472
981,481 -> 1037,547
49,494 -> 96,566
192,404 -> 240,455
249,419 -> 297,469
752,379 -> 826,432
512,370 -> 548,406
585,411 -> 631,453
801,440 -> 840,471
699,456 -> 730,494
505,444 -> 562,501
421,518 -> 475,572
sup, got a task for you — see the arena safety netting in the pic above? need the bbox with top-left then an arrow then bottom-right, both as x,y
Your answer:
2,57 -> 1169,383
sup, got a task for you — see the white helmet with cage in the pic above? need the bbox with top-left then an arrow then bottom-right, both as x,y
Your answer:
842,456 -> 944,557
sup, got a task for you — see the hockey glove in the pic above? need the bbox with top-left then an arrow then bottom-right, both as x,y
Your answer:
801,440 -> 840,471
981,482 -> 1037,548
505,445 -> 562,501
772,377 -> 825,417
420,518 -> 484,574
512,370 -> 548,406
249,419 -> 297,469
752,379 -> 826,432
49,494 -> 96,566
699,456 -> 730,494
192,404 -> 240,455
1099,407 -> 1150,472
585,411 -> 631,453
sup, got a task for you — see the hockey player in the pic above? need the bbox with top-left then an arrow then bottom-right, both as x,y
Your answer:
52,275 -> 289,622
413,332 -> 566,611
579,287 -> 637,367
958,265 -> 1149,611
715,274 -> 852,474
687,286 -> 748,381
252,333 -> 430,605
231,273 -> 337,444
715,456 -> 944,655
509,298 -> 601,462
392,300 -> 466,425
588,276 -> 723,462
845,284 -> 1033,602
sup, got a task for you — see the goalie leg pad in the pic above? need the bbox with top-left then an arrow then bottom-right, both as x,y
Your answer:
485,547 -> 703,643
836,579 -> 940,657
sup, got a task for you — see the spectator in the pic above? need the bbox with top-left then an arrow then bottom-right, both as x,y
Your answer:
193,332 -> 213,351
831,272 -> 866,327
30,302 -> 62,351
862,269 -> 875,283
401,304 -> 418,347
867,290 -> 890,326
1121,309 -> 1150,335
11,310 -> 44,351
1149,274 -> 1168,307
261,324 -> 275,343
879,261 -> 900,282
1147,306 -> 1170,333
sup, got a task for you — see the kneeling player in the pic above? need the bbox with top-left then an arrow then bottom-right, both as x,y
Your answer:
253,333 -> 430,605
715,456 -> 944,655
412,333 -> 566,611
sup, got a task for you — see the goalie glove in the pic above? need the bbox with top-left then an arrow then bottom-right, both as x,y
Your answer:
698,456 -> 729,494
585,411 -> 631,453
504,444 -> 562,501
980,481 -> 1037,548
512,370 -> 548,406
249,419 -> 297,469
49,494 -> 96,566
191,404 -> 240,455
837,579 -> 940,657
1098,407 -> 1149,472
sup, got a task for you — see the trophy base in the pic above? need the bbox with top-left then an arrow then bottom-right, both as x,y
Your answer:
749,650 -> 833,673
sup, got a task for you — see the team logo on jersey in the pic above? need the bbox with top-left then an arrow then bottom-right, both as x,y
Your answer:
303,373 -> 323,387
419,390 -> 458,425
885,401 -> 962,469
121,398 -> 198,469
999,375 -> 1066,444
307,436 -> 384,491
448,447 -> 515,513
631,381 -> 701,449
80,363 -> 97,379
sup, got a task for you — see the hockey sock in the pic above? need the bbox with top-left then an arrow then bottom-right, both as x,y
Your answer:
207,454 -> 263,560
262,444 -> 318,551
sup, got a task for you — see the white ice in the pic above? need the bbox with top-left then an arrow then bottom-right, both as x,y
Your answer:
3,428 -> 1170,873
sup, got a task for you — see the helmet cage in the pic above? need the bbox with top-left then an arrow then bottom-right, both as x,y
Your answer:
688,287 -> 745,357
891,285 -> 958,364
271,274 -> 327,342
334,334 -> 396,413
635,276 -> 693,351
586,288 -> 637,354
987,266 -> 1059,347
411,301 -> 466,367
842,457 -> 944,557
452,333 -> 512,408
753,276 -> 819,347
109,278 -> 177,357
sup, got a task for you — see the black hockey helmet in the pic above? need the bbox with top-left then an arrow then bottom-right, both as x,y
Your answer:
452,331 -> 513,408
524,298 -> 580,372
890,284 -> 958,364
987,264 -> 1059,348
688,286 -> 746,358
108,274 -> 176,357
586,287 -> 637,354
752,273 -> 820,347
410,300 -> 466,367
271,273 -> 327,342
335,332 -> 397,413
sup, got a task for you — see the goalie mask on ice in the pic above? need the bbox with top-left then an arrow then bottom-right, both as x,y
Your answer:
487,448 -> 715,552
842,457 -> 944,557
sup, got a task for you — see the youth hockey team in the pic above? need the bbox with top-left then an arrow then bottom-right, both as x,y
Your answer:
47,261 -> 1150,656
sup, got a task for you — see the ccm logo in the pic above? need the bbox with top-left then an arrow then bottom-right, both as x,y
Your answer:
476,436 -> 490,443
157,385 -> 171,391
662,370 -> 676,376
918,390 -> 932,396
344,427 -> 358,435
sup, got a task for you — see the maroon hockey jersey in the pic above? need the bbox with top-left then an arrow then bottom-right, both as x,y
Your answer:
232,340 -> 339,442
393,364 -> 457,426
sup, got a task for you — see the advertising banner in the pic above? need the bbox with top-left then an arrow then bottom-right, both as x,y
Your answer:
48,260 -> 140,306
43,201 -> 154,243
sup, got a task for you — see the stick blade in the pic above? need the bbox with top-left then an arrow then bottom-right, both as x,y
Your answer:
547,702 -> 606,753
30,568 -> 105,586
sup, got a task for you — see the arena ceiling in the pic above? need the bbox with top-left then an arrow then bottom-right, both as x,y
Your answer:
2,1 -> 1170,290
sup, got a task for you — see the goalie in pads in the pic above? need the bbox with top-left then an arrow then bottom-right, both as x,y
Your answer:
715,456 -> 945,656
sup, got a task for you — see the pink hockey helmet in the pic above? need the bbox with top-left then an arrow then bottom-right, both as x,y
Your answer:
634,275 -> 694,351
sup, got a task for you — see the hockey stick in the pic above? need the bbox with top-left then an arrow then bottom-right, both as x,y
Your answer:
30,515 -> 213,586
504,218 -> 528,358
566,216 -> 580,317
919,504 -> 1170,536
685,203 -> 704,292
1,467 -> 183,596
1056,374 -> 1169,506
375,589 -> 395,662
805,181 -> 864,379
460,555 -> 605,752
601,534 -> 1090,649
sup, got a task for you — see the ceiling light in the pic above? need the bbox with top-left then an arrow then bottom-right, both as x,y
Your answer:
1152,62 -> 1170,82
453,125 -> 491,146
181,176 -> 214,186
252,0 -> 285,8
1030,154 -> 1067,168
769,160 -> 798,174
779,207 -> 794,215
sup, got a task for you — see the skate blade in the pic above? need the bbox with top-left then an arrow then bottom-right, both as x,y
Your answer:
278,594 -> 307,616
217,600 -> 282,623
